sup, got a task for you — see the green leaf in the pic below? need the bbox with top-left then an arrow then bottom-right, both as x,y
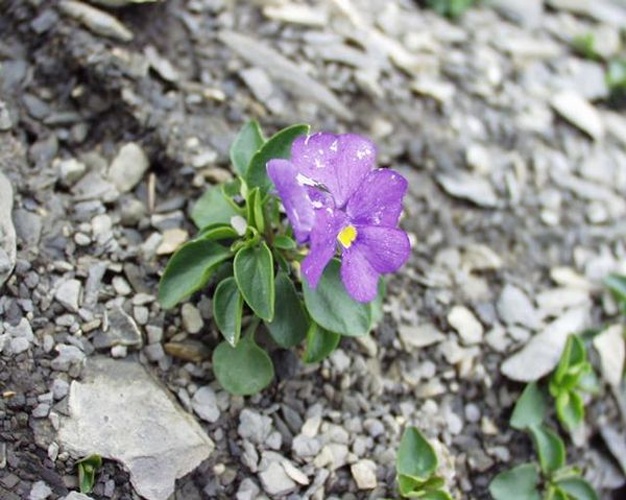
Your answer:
234,242 -> 275,321
246,187 -> 265,234
303,259 -> 375,337
605,273 -> 626,305
191,184 -> 242,230
158,240 -> 232,309
231,120 -> 265,176
265,272 -> 309,348
555,477 -> 599,500
212,336 -> 274,395
246,124 -> 310,193
273,235 -> 296,250
77,454 -> 102,494
196,223 -> 239,241
488,463 -> 541,500
552,335 -> 586,389
303,322 -> 341,363
397,427 -> 438,483
555,390 -> 585,431
510,382 -> 548,431
419,490 -> 453,500
528,425 -> 566,475
213,277 -> 244,347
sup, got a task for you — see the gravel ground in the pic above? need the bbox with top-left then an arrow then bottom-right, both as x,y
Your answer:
1,0 -> 626,499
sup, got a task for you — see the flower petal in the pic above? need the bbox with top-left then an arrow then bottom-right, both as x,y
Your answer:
267,159 -> 315,243
291,133 -> 376,208
301,208 -> 344,288
346,169 -> 407,227
353,226 -> 410,273
340,244 -> 380,303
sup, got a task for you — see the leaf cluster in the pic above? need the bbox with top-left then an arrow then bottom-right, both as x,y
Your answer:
76,454 -> 102,494
394,427 -> 453,499
158,121 -> 385,395
489,336 -> 599,500
422,0 -> 477,19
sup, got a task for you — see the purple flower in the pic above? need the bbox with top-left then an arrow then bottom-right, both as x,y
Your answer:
267,132 -> 410,303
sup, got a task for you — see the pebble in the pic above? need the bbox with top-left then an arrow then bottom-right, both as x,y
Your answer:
107,142 -> 149,193
51,344 -> 86,372
350,459 -> 378,489
29,480 -> 53,500
156,228 -> 188,255
399,323 -> 445,349
593,324 -> 625,388
54,279 -> 82,312
181,303 -> 204,334
259,462 -> 296,496
57,158 -> 87,187
551,90 -> 604,140
58,0 -> 133,42
238,409 -> 273,445
191,386 -> 220,423
447,305 -> 484,345
144,343 -> 165,362
0,171 -> 16,288
436,171 -> 498,208
497,284 -> 541,330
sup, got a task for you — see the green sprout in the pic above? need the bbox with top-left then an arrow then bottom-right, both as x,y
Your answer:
76,454 -> 102,494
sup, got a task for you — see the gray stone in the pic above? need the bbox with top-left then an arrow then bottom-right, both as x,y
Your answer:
58,357 -> 214,500
258,462 -> 296,496
501,306 -> 590,381
0,172 -> 16,288
350,459 -> 378,489
497,284 -> 541,330
238,409 -> 273,445
436,172 -> 498,207
551,90 -> 604,140
29,480 -> 53,500
593,324 -> 625,388
447,305 -> 484,345
236,478 -> 261,500
51,345 -> 86,372
107,142 -> 150,193
58,1 -> 133,41
57,158 -> 87,187
490,0 -> 544,27
191,386 -> 220,423
0,101 -> 12,130
54,279 -> 82,312
93,306 -> 142,348
60,491 -> 94,500
13,209 -> 43,248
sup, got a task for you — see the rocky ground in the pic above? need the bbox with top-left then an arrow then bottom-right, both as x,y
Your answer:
1,0 -> 626,499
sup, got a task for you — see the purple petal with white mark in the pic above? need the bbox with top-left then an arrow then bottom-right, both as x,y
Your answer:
340,245 -> 380,303
346,169 -> 407,227
353,225 -> 411,273
267,159 -> 315,243
291,133 -> 376,208
301,208 -> 345,288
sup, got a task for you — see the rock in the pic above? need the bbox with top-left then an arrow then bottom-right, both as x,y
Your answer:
490,0 -> 544,27
54,279 -> 82,312
448,305 -> 484,345
536,287 -> 591,318
60,493 -> 94,500
593,324 -> 625,388
58,357 -> 214,500
350,459 -> 378,489
144,45 -> 180,82
239,67 -> 274,103
51,345 -> 86,372
436,172 -> 499,207
398,323 -> 446,351
501,306 -> 590,381
218,31 -> 353,120
258,461 -> 296,496
191,386 -> 220,423
56,158 -> 87,187
0,171 -> 16,288
551,90 -> 604,140
29,480 -> 52,500
263,3 -> 328,26
497,284 -> 541,330
3,318 -> 35,355
58,1 -> 133,42
238,409 -> 273,445
236,478 -> 261,500
90,0 -> 162,7
0,101 -> 12,130
600,425 -> 626,476
107,143 -> 150,194
181,303 -> 204,334
156,228 -> 188,255
12,209 -> 43,248
95,306 -> 142,348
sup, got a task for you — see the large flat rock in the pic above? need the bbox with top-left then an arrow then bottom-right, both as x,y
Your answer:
58,357 -> 214,500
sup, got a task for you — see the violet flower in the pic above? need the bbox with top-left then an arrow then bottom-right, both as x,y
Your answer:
267,132 -> 410,303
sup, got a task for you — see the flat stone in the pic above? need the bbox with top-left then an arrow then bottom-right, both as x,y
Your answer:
58,357 -> 214,500
51,344 -> 86,372
258,461 -> 296,496
398,323 -> 446,350
551,90 -> 604,140
536,287 -> 591,318
60,493 -> 93,500
93,306 -> 142,348
497,284 -> 541,330
501,306 -> 590,381
593,324 -> 625,388
448,305 -> 483,345
490,0 -> 544,27
191,386 -> 220,423
156,228 -> 188,255
181,303 -> 204,334
107,142 -> 149,193
436,171 -> 498,207
29,481 -> 53,500
238,409 -> 273,445
54,279 -> 82,312
58,0 -> 133,41
0,171 -> 16,288
350,459 -> 378,490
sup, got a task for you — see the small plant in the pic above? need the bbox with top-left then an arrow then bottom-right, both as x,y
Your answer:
395,427 -> 453,499
423,0 -> 477,18
605,273 -> 626,316
571,33 -> 601,61
548,335 -> 596,432
490,383 -> 598,500
158,121 -> 410,395
76,454 -> 102,494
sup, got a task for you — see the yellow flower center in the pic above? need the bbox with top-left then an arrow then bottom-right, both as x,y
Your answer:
337,224 -> 357,248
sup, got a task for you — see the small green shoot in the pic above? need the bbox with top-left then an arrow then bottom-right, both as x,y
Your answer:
396,427 -> 452,499
424,0 -> 477,18
76,454 -> 102,494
